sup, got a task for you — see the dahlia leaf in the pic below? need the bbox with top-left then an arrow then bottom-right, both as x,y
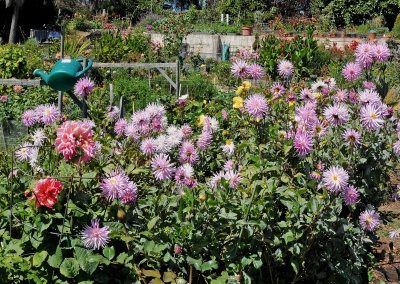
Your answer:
60,258 -> 80,278
103,246 -> 115,260
32,251 -> 48,267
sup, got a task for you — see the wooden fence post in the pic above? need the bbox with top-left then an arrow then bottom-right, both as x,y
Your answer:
176,60 -> 180,97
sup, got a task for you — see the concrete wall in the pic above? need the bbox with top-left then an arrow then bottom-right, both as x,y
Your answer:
149,32 -> 394,58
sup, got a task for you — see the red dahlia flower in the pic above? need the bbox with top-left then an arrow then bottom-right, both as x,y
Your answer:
33,178 -> 63,208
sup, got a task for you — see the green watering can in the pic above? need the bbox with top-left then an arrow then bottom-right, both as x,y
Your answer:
34,58 -> 93,91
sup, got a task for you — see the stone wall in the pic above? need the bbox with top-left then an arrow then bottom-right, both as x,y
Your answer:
149,32 -> 394,58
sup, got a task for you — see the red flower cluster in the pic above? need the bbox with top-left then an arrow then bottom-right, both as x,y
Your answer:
33,178 -> 63,208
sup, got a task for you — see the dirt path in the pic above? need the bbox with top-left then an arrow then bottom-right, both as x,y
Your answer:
372,201 -> 400,283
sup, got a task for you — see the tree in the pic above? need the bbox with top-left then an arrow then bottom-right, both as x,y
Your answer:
4,0 -> 24,43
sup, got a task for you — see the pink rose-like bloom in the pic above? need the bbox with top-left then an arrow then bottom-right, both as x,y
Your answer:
22,109 -> 37,126
0,96 -> 7,100
175,244 -> 182,254
323,104 -> 350,126
74,77 -> 94,98
373,43 -> 390,62
359,209 -> 380,231
14,85 -> 23,93
277,59 -> 294,77
231,59 -> 249,79
151,153 -> 175,181
55,120 -> 95,161
360,103 -> 385,131
322,165 -> 349,193
294,131 -> 313,156
342,62 -> 362,81
248,63 -> 265,80
244,94 -> 269,119
81,219 -> 111,250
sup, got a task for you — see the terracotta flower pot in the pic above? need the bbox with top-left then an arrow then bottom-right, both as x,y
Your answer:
242,26 -> 253,36
368,32 -> 376,40
341,32 -> 346,38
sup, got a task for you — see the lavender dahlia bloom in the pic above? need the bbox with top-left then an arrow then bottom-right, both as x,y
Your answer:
373,43 -> 390,62
225,170 -> 242,189
74,77 -> 94,98
121,182 -> 138,205
125,123 -> 141,141
114,118 -> 127,135
221,140 -> 235,155
394,140 -> 400,155
22,110 -> 37,127
296,104 -> 317,130
197,131 -> 212,150
222,109 -> 229,120
16,142 -> 32,161
277,59 -> 294,77
271,82 -> 285,97
389,228 -> 400,240
100,170 -> 130,200
359,90 -> 381,105
81,219 -> 111,250
355,42 -> 374,69
151,153 -> 175,181
343,129 -> 361,148
224,160 -> 234,171
107,106 -> 120,120
244,94 -> 269,119
363,81 -> 376,90
360,104 -> 385,131
323,104 -> 350,126
342,62 -> 362,81
231,60 -> 249,79
179,140 -> 199,164
334,89 -> 348,103
342,185 -> 359,205
300,88 -> 314,101
322,166 -> 349,193
181,124 -> 192,138
36,104 -> 60,125
248,63 -> 265,80
314,120 -> 327,138
310,171 -> 321,181
311,80 -> 328,93
155,134 -> 172,153
294,132 -> 313,156
359,209 -> 380,231
140,138 -> 157,155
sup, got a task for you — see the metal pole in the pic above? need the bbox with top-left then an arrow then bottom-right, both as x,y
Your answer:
119,96 -> 124,118
58,26 -> 65,114
109,84 -> 114,109
176,60 -> 180,97
82,59 -> 88,118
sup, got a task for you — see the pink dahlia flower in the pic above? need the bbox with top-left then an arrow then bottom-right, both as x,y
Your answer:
74,77 -> 94,98
114,118 -> 127,135
323,104 -> 350,126
244,94 -> 269,119
359,209 -> 380,231
36,104 -> 60,125
277,59 -> 294,77
231,60 -> 249,79
151,153 -> 175,181
294,131 -> 313,156
359,103 -> 385,131
342,185 -> 359,205
55,120 -> 95,161
322,165 -> 349,193
248,63 -> 265,80
373,43 -> 390,62
342,62 -> 362,81
22,109 -> 37,127
355,42 -> 374,69
81,219 -> 111,250
343,129 -> 361,148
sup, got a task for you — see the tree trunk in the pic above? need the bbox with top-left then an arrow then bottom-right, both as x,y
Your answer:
8,3 -> 20,44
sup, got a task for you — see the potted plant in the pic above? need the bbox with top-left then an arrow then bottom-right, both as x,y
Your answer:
241,12 -> 254,36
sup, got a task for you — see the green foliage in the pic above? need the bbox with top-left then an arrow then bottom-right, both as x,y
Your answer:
93,30 -> 150,62
259,26 -> 319,79
391,14 -> 400,38
0,44 -> 27,79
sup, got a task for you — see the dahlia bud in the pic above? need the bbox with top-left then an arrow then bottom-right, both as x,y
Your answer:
117,209 -> 126,221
